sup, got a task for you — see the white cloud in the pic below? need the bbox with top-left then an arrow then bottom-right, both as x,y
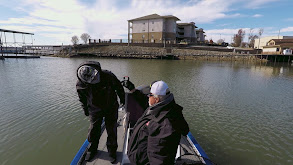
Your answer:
284,18 -> 293,21
245,0 -> 279,9
252,14 -> 263,18
280,27 -> 293,32
0,0 -> 283,45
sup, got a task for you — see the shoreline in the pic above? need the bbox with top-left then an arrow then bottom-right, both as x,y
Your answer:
51,45 -> 292,63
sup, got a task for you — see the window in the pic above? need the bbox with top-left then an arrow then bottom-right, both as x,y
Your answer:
143,22 -> 145,25
152,21 -> 154,24
152,29 -> 154,31
142,29 -> 145,32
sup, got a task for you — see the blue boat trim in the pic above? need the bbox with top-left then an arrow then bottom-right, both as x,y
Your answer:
187,132 -> 212,165
70,139 -> 89,165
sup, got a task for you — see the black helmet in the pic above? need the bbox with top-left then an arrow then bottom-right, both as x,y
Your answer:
77,61 -> 101,84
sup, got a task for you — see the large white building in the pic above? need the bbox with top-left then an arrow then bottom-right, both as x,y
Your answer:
128,14 -> 180,43
128,14 -> 205,44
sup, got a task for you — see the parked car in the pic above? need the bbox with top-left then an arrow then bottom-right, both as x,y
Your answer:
283,49 -> 292,55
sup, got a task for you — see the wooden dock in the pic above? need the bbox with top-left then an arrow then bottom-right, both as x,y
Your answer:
3,55 -> 40,59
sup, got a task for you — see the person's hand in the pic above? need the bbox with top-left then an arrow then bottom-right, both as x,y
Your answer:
120,100 -> 125,107
121,79 -> 135,91
84,108 -> 89,116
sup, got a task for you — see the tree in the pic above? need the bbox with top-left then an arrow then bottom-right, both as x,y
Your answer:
248,28 -> 259,48
71,35 -> 79,45
241,42 -> 248,48
80,33 -> 91,44
249,35 -> 258,48
257,28 -> 264,49
232,29 -> 245,47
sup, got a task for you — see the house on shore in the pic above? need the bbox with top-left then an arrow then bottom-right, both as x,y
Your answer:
262,39 -> 293,55
254,36 -> 293,49
128,14 -> 205,44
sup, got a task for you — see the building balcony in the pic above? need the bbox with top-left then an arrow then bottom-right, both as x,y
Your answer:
177,28 -> 184,33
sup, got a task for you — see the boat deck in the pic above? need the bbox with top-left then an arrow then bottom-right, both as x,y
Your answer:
83,110 -> 126,165
81,110 -> 204,165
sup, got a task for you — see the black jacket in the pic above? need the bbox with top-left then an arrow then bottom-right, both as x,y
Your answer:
127,94 -> 189,165
76,62 -> 125,115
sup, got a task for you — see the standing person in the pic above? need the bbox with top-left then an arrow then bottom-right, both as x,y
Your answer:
127,80 -> 190,165
76,61 -> 125,163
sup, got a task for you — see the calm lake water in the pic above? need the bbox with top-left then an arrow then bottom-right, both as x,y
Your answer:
0,57 -> 292,165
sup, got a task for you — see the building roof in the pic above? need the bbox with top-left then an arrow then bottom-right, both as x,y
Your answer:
128,14 -> 180,22
0,28 -> 34,35
270,39 -> 293,44
264,43 -> 293,48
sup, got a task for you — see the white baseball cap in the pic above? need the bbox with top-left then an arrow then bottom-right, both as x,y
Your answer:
150,81 -> 170,96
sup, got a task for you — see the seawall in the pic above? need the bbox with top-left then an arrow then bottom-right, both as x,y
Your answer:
54,45 -> 268,62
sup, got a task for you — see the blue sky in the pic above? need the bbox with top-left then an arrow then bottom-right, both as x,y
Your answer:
1,0 -> 293,45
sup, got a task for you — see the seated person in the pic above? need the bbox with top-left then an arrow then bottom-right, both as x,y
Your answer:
125,80 -> 190,165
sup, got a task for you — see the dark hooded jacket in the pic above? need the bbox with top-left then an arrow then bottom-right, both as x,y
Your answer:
127,93 -> 189,165
76,61 -> 125,115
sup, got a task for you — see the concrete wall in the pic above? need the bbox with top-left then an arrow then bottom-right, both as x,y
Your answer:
164,32 -> 176,41
132,32 -> 163,43
132,19 -> 164,33
184,25 -> 196,42
165,19 -> 177,33
197,31 -> 205,42
183,25 -> 191,37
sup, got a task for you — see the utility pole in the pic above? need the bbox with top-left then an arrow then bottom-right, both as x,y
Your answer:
0,40 -> 3,58
148,20 -> 149,43
128,21 -> 130,46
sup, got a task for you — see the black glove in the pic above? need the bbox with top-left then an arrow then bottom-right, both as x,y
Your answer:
84,107 -> 89,116
121,77 -> 135,91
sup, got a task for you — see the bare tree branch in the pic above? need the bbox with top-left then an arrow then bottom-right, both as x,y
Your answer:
80,33 -> 91,44
71,35 -> 79,45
